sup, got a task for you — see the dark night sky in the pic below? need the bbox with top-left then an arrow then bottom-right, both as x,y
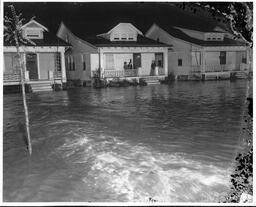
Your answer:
4,2 -> 221,35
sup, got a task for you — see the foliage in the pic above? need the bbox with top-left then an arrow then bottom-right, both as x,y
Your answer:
52,83 -> 62,91
139,78 -> 147,86
195,2 -> 253,46
4,5 -> 35,46
161,72 -> 176,84
222,98 -> 253,203
108,78 -> 138,87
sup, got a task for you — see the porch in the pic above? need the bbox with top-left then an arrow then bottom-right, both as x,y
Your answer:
191,63 -> 250,73
4,46 -> 67,90
102,67 -> 166,78
3,70 -> 63,86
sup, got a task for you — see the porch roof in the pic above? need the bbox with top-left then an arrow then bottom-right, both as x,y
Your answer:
82,34 -> 171,48
158,25 -> 247,47
4,31 -> 71,47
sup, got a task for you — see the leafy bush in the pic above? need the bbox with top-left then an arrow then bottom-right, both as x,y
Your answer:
139,78 -> 147,86
52,83 -> 62,91
119,79 -> 130,87
222,98 -> 253,203
131,78 -> 139,86
161,72 -> 176,84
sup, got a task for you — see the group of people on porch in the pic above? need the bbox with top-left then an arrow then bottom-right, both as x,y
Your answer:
123,59 -> 159,76
123,59 -> 133,70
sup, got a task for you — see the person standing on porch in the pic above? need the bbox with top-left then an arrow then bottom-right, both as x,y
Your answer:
150,60 -> 156,76
124,61 -> 128,69
128,59 -> 133,69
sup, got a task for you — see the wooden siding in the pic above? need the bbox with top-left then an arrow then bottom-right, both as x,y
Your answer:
146,25 -> 200,75
57,23 -> 97,81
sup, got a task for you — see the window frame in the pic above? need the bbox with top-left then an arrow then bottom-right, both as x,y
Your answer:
105,54 -> 114,70
178,59 -> 182,66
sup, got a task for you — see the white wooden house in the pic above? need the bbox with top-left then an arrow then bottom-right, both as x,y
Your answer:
57,22 -> 170,85
146,23 -> 250,80
4,20 -> 70,91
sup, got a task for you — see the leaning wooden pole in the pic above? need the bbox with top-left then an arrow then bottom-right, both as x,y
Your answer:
10,5 -> 32,155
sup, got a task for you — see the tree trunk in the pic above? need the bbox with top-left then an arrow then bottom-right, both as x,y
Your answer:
10,4 -> 32,155
16,46 -> 32,155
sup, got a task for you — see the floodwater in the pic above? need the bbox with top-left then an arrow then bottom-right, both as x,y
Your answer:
3,80 -> 248,202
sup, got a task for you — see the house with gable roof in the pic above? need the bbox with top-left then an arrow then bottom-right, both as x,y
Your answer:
146,23 -> 250,80
4,19 -> 70,92
57,22 -> 170,85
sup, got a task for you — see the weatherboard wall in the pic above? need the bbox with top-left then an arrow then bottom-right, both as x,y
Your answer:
57,23 -> 97,82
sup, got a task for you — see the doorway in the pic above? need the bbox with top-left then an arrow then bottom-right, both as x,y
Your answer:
26,53 -> 38,80
133,53 -> 141,69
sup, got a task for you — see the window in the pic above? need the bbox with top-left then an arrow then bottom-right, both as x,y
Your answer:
4,53 -> 20,73
113,33 -> 119,40
178,59 -> 182,66
67,56 -> 75,71
242,52 -> 247,63
192,52 -> 201,66
128,33 -> 134,40
72,56 -> 76,71
121,33 -> 127,40
105,54 -> 114,70
155,53 -> 164,67
25,29 -> 41,38
55,53 -> 61,71
220,51 -> 226,65
81,54 -> 86,70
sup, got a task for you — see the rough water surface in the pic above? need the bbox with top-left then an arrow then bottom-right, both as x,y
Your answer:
3,80 -> 248,202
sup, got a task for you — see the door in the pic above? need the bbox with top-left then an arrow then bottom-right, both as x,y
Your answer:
133,53 -> 141,69
219,51 -> 226,65
26,53 -> 38,80
155,53 -> 164,67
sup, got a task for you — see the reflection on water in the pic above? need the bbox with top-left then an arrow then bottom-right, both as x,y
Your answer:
3,80 -> 248,202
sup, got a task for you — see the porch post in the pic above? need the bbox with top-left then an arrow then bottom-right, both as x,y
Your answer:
37,53 -> 40,79
98,48 -> 104,78
60,49 -> 67,83
23,53 -> 29,81
247,48 -> 251,72
164,48 -> 168,76
201,50 -> 206,73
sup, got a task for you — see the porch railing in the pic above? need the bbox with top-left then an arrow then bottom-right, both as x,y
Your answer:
102,68 -> 165,78
157,67 -> 165,75
191,65 -> 202,73
103,69 -> 139,78
240,63 -> 250,71
54,71 -> 62,79
124,69 -> 138,77
4,69 -> 28,82
104,70 -> 124,78
4,72 -> 21,82
205,64 -> 236,72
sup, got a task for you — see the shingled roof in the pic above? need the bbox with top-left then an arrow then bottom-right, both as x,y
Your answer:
155,24 -> 247,47
63,22 -> 170,48
4,31 -> 70,47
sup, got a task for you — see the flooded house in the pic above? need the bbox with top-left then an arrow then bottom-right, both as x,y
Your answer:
4,20 -> 70,92
146,23 -> 250,80
57,22 -> 170,85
